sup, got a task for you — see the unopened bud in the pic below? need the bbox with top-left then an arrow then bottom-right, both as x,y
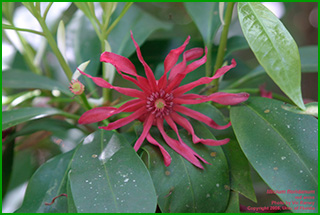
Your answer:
69,79 -> 84,95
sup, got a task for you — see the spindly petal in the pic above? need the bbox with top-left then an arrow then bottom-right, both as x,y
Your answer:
156,118 -> 209,169
99,107 -> 146,130
173,105 -> 231,130
130,31 -> 157,91
168,48 -> 204,81
133,114 -> 155,151
166,47 -> 207,92
172,58 -> 236,96
78,68 -> 146,98
146,133 -> 172,167
78,107 -> 117,124
164,115 -> 184,144
171,112 -> 230,146
164,36 -> 190,74
115,67 -> 151,93
174,92 -> 250,105
100,52 -> 137,76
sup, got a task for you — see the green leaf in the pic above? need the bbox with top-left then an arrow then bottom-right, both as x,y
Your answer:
282,102 -> 318,118
66,11 -> 101,76
69,130 -> 157,213
184,2 -> 221,44
224,46 -> 318,90
230,97 -> 318,213
224,36 -> 249,58
2,107 -> 66,130
15,150 -> 75,213
142,125 -> 230,213
2,131 -> 15,198
188,103 -> 256,202
224,191 -> 240,213
299,46 -> 318,73
222,139 -> 257,202
238,2 -> 305,110
2,69 -> 72,96
66,172 -> 77,213
109,2 -> 173,57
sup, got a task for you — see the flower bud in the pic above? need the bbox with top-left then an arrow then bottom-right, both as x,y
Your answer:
69,79 -> 84,95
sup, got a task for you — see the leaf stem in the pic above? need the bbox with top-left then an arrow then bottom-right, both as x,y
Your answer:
2,24 -> 45,36
209,2 -> 235,93
104,2 -> 133,38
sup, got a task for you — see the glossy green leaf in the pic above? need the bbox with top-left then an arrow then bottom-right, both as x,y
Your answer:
2,69 -> 72,96
2,107 -> 66,130
15,150 -> 75,213
238,2 -> 305,110
109,2 -> 173,57
224,191 -> 240,213
222,139 -> 257,202
230,97 -> 318,213
188,103 -> 256,202
69,130 -> 157,213
142,124 -> 230,213
184,2 -> 221,44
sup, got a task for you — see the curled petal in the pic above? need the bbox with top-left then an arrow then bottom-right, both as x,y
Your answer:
212,59 -> 237,79
146,133 -> 172,167
115,67 -> 151,93
130,31 -> 157,91
173,105 -> 231,130
164,115 -> 184,144
174,92 -> 249,105
173,58 -> 236,97
164,36 -> 190,74
168,48 -> 204,81
79,107 -> 117,124
133,114 -> 155,151
99,107 -> 146,130
171,112 -> 230,146
100,52 -> 137,76
78,68 -> 145,98
166,47 -> 207,92
156,118 -> 209,169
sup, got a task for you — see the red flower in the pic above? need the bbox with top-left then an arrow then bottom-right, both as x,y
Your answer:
78,31 -> 249,168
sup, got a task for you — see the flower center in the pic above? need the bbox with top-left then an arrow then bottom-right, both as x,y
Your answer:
155,99 -> 165,109
146,89 -> 174,118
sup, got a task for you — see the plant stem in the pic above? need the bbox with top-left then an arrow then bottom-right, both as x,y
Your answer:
79,93 -> 92,111
36,17 -> 73,80
104,2 -> 133,38
2,24 -> 45,36
209,2 -> 235,93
